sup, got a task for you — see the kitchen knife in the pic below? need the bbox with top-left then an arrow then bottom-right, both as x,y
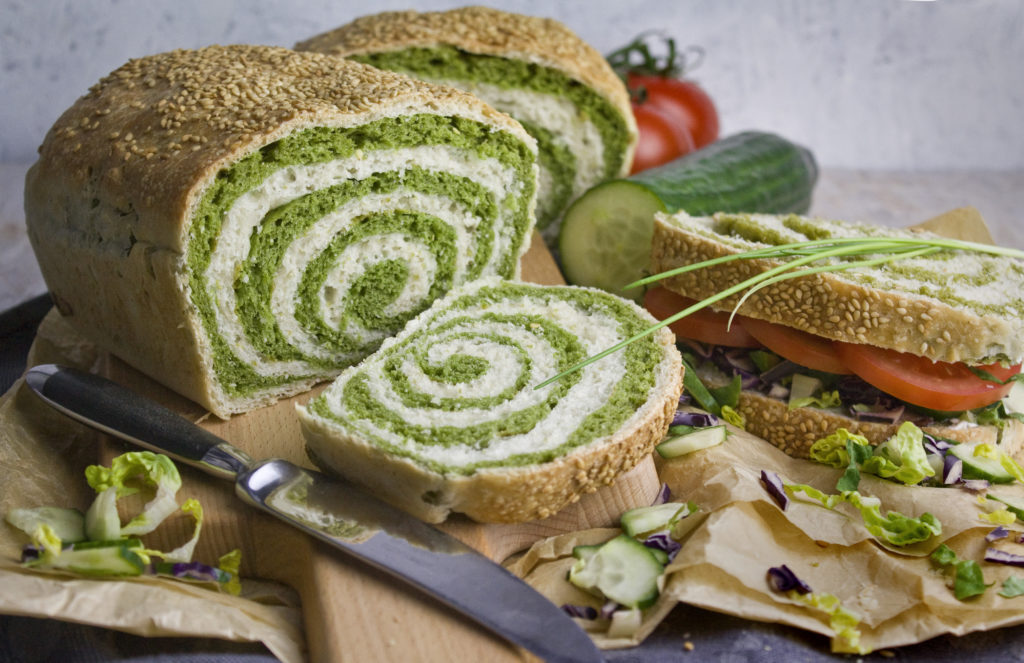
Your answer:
24,364 -> 605,663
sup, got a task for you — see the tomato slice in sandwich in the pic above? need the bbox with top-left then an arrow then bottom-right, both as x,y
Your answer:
738,317 -> 853,375
643,287 -> 761,348
833,342 -> 1021,412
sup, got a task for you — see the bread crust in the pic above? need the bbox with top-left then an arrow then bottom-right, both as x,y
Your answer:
298,305 -> 683,524
651,213 -> 1024,365
24,45 -> 535,418
736,390 -> 1022,459
295,6 -> 636,174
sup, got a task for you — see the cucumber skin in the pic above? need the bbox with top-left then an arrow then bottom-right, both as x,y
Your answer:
625,131 -> 818,216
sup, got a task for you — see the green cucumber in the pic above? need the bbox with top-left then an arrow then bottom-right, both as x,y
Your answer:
30,539 -> 148,577
567,534 -> 664,609
656,425 -> 727,459
986,493 -> 1024,520
620,502 -> 693,537
948,444 -> 1016,484
558,131 -> 817,301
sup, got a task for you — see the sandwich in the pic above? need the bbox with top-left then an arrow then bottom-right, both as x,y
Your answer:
297,277 -> 682,523
24,45 -> 539,418
644,211 -> 1024,459
295,6 -> 637,243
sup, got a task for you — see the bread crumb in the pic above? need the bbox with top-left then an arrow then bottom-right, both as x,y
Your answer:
683,641 -> 695,651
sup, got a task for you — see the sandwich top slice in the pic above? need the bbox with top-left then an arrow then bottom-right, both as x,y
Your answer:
295,6 -> 637,242
646,211 -> 1024,458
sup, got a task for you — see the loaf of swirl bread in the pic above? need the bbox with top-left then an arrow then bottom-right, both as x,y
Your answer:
296,6 -> 637,243
297,277 -> 683,523
24,45 -> 538,418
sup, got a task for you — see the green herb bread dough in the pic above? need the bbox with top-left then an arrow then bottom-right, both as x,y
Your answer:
25,45 -> 538,417
296,6 -> 637,243
297,277 -> 683,524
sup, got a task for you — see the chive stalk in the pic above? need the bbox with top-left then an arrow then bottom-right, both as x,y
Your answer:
535,236 -> 1024,389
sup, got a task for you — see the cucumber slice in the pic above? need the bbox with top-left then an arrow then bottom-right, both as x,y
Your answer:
571,544 -> 602,562
558,180 -> 666,302
557,132 -> 818,302
656,425 -> 727,458
5,507 -> 86,543
948,444 -> 1016,484
32,539 -> 148,577
986,493 -> 1024,520
567,534 -> 664,609
620,502 -> 692,538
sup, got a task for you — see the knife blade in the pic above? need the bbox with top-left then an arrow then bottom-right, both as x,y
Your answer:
24,364 -> 605,663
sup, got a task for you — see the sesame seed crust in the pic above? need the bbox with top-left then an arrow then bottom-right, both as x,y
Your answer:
737,391 -> 1023,460
295,6 -> 635,150
27,44 -> 532,252
650,212 -> 1024,365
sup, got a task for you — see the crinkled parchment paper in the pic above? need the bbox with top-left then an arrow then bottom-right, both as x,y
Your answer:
508,424 -> 1024,653
506,208 -> 1024,653
0,313 -> 306,663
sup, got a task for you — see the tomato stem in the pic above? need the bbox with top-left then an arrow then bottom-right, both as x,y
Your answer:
606,31 -> 705,79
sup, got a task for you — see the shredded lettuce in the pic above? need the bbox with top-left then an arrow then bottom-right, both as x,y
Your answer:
785,483 -> 941,546
217,549 -> 243,596
8,451 -> 239,593
809,429 -> 871,469
791,591 -> 867,654
809,429 -> 873,491
999,577 -> 1024,598
719,405 -> 746,429
30,523 -> 63,560
809,423 -> 935,491
789,390 -> 841,410
84,486 -> 121,541
979,508 -> 1018,526
766,565 -> 866,653
930,544 -> 990,600
85,451 -> 183,536
162,498 -> 204,563
862,422 -> 935,486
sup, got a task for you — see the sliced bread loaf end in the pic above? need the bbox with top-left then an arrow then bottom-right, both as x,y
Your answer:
297,278 -> 682,523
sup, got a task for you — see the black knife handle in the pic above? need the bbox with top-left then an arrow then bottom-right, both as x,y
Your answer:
24,364 -> 251,480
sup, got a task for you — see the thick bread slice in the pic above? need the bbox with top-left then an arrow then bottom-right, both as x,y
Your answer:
297,278 -> 683,523
296,6 -> 637,239
25,45 -> 538,418
736,390 -> 1024,459
651,211 -> 1024,365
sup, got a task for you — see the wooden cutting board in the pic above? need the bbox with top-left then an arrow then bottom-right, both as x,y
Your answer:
97,231 -> 663,663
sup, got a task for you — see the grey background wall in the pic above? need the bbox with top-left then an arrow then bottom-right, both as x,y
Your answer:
2,0 -> 1022,171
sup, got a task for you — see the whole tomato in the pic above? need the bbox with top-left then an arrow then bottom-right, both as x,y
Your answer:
608,33 -> 721,171
627,72 -> 719,150
630,103 -> 696,174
